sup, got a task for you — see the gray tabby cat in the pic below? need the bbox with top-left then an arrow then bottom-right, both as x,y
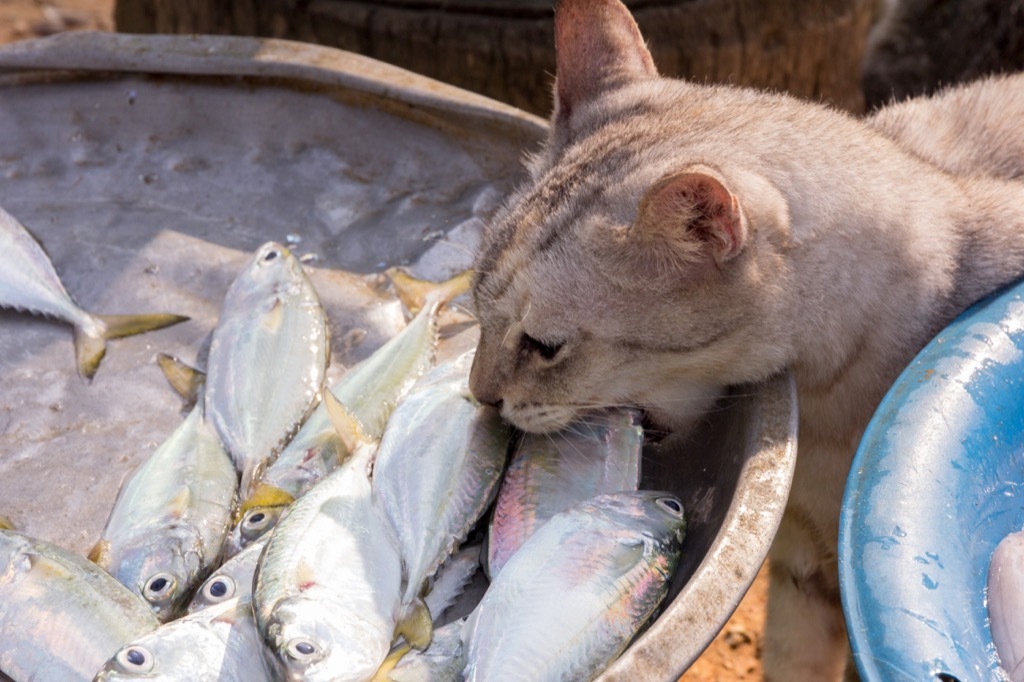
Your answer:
467,0 -> 1024,679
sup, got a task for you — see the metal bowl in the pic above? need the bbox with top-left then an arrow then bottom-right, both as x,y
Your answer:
0,33 -> 796,680
840,278 -> 1024,681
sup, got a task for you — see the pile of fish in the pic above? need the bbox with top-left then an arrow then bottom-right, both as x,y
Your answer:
0,206 -> 687,682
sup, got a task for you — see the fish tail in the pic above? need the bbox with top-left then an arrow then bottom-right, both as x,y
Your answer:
73,313 -> 189,380
395,598 -> 433,651
386,268 -> 472,314
156,353 -> 206,405
372,643 -> 412,682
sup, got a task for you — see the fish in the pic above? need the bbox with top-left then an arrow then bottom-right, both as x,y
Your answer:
187,534 -> 269,614
0,205 -> 188,380
252,392 -> 408,681
89,403 -> 238,622
224,293 -> 443,556
204,241 -> 329,494
385,618 -> 469,682
372,350 -> 511,643
93,595 -> 274,681
0,530 -> 160,681
486,409 -> 643,578
989,529 -> 1024,681
463,491 -> 686,682
422,545 -> 482,626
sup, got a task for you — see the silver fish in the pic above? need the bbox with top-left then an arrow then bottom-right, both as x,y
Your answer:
373,350 -> 511,636
0,205 -> 187,379
423,545 -> 482,625
225,297 -> 442,556
0,530 -> 160,681
187,534 -> 269,614
989,529 -> 1024,681
90,403 -> 238,622
464,491 -> 686,682
253,394 -> 406,681
93,595 -> 274,682
204,241 -> 329,494
486,409 -> 643,577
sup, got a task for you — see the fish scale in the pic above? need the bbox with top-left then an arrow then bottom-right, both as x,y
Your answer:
463,491 -> 686,682
204,241 -> 329,495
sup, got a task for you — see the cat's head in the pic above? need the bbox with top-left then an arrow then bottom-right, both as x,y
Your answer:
469,0 -> 796,433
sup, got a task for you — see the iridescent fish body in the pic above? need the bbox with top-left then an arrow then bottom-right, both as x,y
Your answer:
464,491 -> 686,682
90,404 -> 238,622
204,242 -> 329,494
0,530 -> 159,681
253,398 -> 404,682
225,299 -> 441,556
373,351 -> 511,634
486,409 -> 643,577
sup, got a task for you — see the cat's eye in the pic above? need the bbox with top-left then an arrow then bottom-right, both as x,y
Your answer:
522,333 -> 565,361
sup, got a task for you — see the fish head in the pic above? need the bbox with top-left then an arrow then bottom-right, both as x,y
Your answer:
263,597 -> 390,682
222,503 -> 287,557
110,530 -> 203,622
94,620 -> 221,680
586,491 -> 688,550
234,242 -> 307,309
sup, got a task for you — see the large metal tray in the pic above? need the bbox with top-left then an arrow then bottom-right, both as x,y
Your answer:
0,32 -> 796,680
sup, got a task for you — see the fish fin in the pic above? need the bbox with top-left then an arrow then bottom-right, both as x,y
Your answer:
74,313 -> 189,380
73,325 -> 108,381
87,539 -> 111,568
395,598 -> 433,651
321,390 -> 372,455
236,484 -> 294,524
96,313 -> 189,340
156,353 -> 206,404
373,643 -> 412,682
610,538 -> 647,576
168,487 -> 192,519
386,268 -> 472,315
0,515 -> 15,531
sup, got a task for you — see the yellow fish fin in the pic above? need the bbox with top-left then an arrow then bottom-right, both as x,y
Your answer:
74,313 -> 189,381
321,390 -> 372,455
395,598 -> 433,651
373,643 -> 413,682
87,539 -> 112,568
386,268 -> 472,315
157,353 -> 206,404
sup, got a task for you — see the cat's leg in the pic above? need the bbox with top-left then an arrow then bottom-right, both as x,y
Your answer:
763,506 -> 850,682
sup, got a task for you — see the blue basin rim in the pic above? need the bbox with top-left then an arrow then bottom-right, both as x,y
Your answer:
840,278 -> 1024,680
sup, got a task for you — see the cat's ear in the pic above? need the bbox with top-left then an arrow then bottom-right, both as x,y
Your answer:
553,0 -> 658,122
630,170 -> 747,268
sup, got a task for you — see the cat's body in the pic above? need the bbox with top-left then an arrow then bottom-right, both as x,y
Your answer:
467,1 -> 1024,679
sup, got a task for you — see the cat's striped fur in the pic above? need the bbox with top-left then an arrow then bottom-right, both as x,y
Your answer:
468,0 -> 1024,679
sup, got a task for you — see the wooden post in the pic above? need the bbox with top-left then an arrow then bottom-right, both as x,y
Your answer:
115,0 -> 875,115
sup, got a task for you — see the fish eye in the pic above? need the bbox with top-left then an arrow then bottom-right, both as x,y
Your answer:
285,637 -> 324,662
143,572 -> 178,603
656,496 -> 684,517
240,508 -> 278,540
201,575 -> 236,603
115,645 -> 154,673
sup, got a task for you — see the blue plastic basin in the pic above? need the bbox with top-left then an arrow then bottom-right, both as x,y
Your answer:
840,279 -> 1024,680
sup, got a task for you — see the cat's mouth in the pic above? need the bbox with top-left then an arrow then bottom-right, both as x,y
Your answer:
500,402 -> 580,434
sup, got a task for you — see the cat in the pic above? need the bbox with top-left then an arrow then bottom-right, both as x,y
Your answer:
466,0 -> 1024,679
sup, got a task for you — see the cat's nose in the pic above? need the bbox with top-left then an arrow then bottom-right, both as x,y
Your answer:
468,357 -> 503,407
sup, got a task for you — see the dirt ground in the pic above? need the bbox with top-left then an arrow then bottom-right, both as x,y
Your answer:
0,1 -> 768,679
